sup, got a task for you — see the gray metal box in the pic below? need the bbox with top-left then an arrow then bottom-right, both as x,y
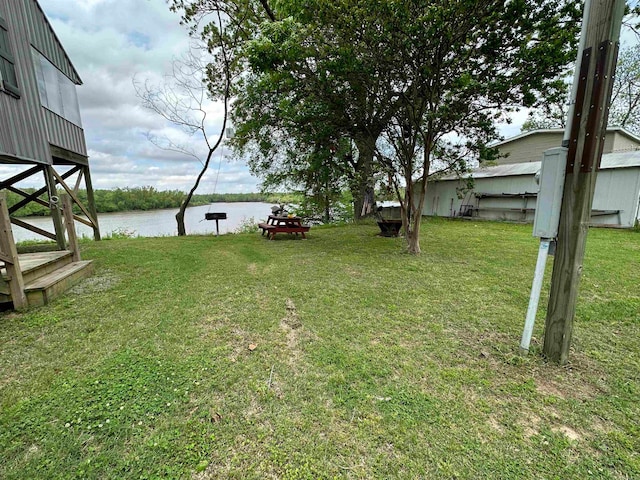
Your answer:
533,147 -> 567,238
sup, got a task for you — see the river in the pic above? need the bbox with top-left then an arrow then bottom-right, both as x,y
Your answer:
11,202 -> 273,242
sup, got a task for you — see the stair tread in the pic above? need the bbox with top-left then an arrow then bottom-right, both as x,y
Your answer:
1,250 -> 73,279
24,260 -> 93,291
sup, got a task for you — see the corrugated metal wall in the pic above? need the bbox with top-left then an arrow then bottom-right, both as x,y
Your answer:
422,168 -> 640,228
0,0 -> 86,162
0,0 -> 50,163
23,0 -> 81,84
44,108 -> 86,155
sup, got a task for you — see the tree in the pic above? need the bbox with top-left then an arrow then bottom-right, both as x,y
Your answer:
609,45 -> 640,133
373,0 -> 580,253
171,1 -> 399,220
521,80 -> 571,131
173,0 -> 580,253
135,27 -> 232,235
523,45 -> 640,135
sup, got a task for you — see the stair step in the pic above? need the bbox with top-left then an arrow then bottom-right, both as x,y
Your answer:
24,260 -> 94,307
0,251 -> 73,294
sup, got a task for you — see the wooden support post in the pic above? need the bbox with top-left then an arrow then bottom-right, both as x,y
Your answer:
44,165 -> 66,250
61,195 -> 81,262
543,0 -> 625,364
82,165 -> 101,241
0,193 -> 27,310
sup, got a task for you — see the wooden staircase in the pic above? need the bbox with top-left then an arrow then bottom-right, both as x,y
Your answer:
0,251 -> 93,307
0,193 -> 94,309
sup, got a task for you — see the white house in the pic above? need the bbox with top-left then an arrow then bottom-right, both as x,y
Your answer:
421,128 -> 640,228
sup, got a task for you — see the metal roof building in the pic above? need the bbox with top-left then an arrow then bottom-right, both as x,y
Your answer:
421,130 -> 640,228
0,0 -> 99,243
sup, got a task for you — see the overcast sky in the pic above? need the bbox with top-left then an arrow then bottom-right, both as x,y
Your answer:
31,1 -> 636,193
35,0 -> 252,193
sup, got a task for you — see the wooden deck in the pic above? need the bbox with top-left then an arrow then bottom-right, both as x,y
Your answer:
0,250 -> 93,306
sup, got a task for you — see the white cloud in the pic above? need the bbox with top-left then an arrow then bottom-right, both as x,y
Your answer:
37,0 -> 259,193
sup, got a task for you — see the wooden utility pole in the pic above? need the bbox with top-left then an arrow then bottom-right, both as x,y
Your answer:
543,0 -> 625,364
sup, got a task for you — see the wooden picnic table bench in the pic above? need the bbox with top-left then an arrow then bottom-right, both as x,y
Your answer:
258,215 -> 311,240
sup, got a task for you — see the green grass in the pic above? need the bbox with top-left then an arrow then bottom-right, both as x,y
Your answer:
0,218 -> 638,479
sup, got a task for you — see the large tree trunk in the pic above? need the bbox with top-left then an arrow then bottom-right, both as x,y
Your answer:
352,137 -> 376,220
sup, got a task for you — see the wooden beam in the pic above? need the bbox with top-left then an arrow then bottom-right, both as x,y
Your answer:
44,165 -> 66,250
73,169 -> 84,194
7,186 -> 49,214
0,152 -> 48,165
72,214 -> 94,228
50,169 -> 97,227
82,165 -> 100,240
543,0 -> 625,364
10,217 -> 57,241
50,145 -> 89,166
0,193 -> 27,309
61,195 -> 80,262
0,250 -> 13,264
0,166 -> 42,190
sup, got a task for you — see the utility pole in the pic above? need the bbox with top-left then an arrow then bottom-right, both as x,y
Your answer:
542,0 -> 625,364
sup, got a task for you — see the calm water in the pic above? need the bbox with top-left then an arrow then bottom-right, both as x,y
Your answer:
12,202 -> 273,242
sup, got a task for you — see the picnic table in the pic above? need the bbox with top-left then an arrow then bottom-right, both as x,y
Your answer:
258,215 -> 311,240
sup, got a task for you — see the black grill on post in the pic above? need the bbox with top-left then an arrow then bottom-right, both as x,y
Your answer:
205,212 -> 227,235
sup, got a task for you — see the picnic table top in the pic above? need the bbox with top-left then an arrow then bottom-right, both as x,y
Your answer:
268,215 -> 301,220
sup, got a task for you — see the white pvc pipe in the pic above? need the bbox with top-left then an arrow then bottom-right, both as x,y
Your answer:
520,239 -> 551,354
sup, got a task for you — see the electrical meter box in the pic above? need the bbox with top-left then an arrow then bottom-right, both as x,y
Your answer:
533,147 -> 567,238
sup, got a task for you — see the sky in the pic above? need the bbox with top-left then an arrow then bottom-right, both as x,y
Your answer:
13,1 -> 637,193
36,0 -> 254,193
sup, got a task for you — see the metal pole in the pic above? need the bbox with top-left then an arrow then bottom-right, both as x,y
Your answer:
520,238 -> 551,354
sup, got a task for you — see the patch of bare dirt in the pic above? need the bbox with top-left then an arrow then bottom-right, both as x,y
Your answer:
522,412 -> 541,439
488,415 -> 505,434
280,298 -> 302,366
69,270 -> 120,295
552,425 -> 582,442
535,377 -> 566,399
247,263 -> 258,275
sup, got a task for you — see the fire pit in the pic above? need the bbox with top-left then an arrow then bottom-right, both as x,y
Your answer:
375,206 -> 402,237
377,219 -> 402,237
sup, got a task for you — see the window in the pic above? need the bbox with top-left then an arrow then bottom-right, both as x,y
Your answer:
31,48 -> 81,126
0,15 -> 20,98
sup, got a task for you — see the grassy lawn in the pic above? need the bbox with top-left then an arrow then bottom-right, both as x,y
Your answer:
0,218 -> 638,479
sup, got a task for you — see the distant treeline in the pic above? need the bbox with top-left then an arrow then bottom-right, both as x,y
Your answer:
5,187 -> 297,217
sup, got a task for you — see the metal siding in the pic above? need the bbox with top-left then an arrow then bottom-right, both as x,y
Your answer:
611,132 -> 640,152
24,0 -> 81,84
592,168 -> 640,227
496,132 -> 564,165
0,0 -> 51,164
421,167 -> 640,228
43,108 -> 87,155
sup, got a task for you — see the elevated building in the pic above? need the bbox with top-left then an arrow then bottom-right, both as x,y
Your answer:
0,0 -> 97,308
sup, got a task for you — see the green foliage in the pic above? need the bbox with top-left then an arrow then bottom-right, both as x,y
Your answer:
5,188 -> 290,218
290,190 -> 354,224
233,216 -> 260,234
176,0 -> 581,252
523,44 -> 640,135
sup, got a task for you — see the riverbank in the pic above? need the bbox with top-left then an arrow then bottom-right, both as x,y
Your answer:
7,187 -> 298,217
1,219 -> 638,478
11,202 -> 272,243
